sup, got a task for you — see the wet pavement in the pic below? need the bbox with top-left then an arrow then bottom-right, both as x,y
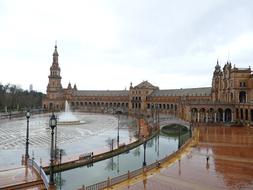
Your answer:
0,166 -> 42,188
0,113 -> 137,169
116,126 -> 253,190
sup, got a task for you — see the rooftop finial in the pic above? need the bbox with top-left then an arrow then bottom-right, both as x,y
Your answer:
227,50 -> 231,64
53,42 -> 59,58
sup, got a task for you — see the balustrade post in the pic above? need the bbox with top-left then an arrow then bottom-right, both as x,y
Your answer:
107,177 -> 111,188
128,170 -> 130,179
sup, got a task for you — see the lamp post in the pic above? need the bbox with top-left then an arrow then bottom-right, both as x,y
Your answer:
55,120 -> 57,160
25,110 -> 30,164
178,126 -> 181,149
49,113 -> 57,186
190,122 -> 192,138
117,112 -> 120,146
143,140 -> 147,167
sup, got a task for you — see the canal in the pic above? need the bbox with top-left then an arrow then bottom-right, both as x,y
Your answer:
55,131 -> 190,190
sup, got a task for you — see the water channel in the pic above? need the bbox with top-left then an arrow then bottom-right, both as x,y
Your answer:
0,112 -> 190,190
55,131 -> 190,190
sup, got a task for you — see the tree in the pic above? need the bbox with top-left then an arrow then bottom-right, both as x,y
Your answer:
0,82 -> 44,111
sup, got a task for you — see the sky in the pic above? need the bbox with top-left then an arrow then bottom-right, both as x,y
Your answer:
0,0 -> 253,93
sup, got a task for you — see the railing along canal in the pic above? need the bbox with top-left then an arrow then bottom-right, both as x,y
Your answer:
82,131 -> 193,190
28,158 -> 49,189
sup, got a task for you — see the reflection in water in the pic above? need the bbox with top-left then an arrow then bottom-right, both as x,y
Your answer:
55,172 -> 65,190
0,113 -> 138,168
57,133 -> 182,190
120,127 -> 253,190
200,127 -> 253,189
156,135 -> 160,157
105,157 -> 117,171
133,147 -> 141,157
178,159 -> 181,176
117,155 -> 120,173
206,161 -> 210,170
143,177 -> 147,190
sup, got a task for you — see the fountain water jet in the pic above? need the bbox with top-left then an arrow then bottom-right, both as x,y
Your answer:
58,101 -> 82,125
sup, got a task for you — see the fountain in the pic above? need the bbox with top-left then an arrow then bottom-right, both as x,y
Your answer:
58,101 -> 82,125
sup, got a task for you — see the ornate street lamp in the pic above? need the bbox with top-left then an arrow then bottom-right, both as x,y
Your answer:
49,113 -> 57,186
25,110 -> 30,164
143,140 -> 147,167
117,112 -> 120,146
190,122 -> 192,138
178,126 -> 181,149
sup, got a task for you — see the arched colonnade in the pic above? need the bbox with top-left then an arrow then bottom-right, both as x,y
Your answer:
191,107 -> 233,123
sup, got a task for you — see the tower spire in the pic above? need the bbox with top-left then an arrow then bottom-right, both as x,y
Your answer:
53,42 -> 59,64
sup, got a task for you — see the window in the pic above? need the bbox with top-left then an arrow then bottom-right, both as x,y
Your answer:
240,81 -> 246,87
239,91 -> 246,103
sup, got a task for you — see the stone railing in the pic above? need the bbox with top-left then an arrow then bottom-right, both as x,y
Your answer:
28,158 -> 49,189
80,131 -> 193,190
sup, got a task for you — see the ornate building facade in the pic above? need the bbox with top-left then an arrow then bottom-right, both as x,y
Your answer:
42,46 -> 253,124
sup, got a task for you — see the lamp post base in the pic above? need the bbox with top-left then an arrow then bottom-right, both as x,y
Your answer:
49,184 -> 56,190
25,155 -> 29,165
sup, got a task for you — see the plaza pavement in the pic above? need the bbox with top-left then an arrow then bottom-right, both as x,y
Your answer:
111,125 -> 253,190
0,166 -> 44,189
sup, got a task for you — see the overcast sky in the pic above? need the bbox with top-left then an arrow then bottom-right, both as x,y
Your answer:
0,0 -> 253,93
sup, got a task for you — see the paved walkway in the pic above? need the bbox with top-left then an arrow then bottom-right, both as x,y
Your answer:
0,165 -> 44,189
112,126 -> 253,190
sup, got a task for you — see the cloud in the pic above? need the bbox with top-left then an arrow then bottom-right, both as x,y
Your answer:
0,0 -> 253,93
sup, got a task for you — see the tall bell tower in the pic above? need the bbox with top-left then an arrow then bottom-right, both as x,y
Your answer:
43,44 -> 64,111
47,44 -> 62,95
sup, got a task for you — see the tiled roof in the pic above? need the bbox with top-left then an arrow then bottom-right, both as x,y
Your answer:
151,87 -> 211,97
74,90 -> 129,97
134,81 -> 158,89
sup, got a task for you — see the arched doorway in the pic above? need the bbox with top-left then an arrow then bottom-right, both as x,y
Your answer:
199,108 -> 206,122
49,103 -> 53,110
208,108 -> 214,122
225,108 -> 232,122
191,108 -> 198,122
217,108 -> 223,122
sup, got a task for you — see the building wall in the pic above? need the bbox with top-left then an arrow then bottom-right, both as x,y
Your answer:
42,46 -> 253,124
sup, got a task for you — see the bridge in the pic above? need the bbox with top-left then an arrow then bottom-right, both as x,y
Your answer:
155,114 -> 191,130
0,158 -> 49,190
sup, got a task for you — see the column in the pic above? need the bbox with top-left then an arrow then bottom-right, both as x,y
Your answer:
206,112 -> 208,123
248,109 -> 250,122
197,111 -> 200,122
214,112 -> 217,123
223,111 -> 225,122
231,112 -> 234,122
